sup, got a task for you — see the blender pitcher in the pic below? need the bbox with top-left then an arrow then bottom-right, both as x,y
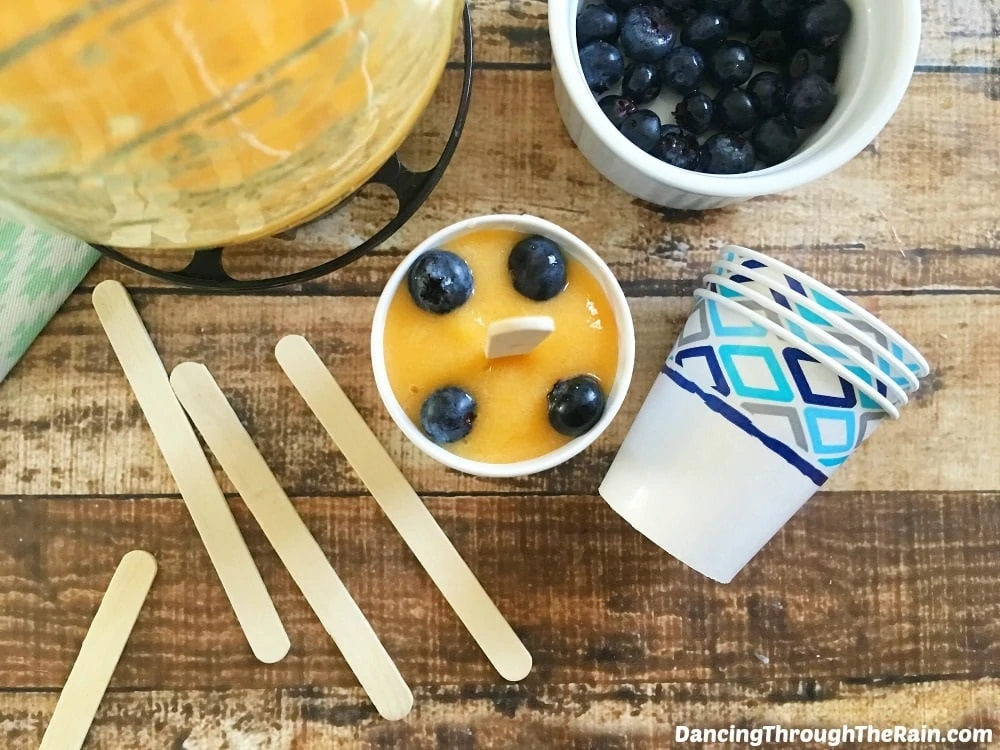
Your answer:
0,0 -> 463,249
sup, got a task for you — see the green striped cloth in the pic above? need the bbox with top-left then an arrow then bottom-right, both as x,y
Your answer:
0,217 -> 99,383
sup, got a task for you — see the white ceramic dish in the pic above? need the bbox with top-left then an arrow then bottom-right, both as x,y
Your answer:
371,214 -> 636,478
549,0 -> 922,209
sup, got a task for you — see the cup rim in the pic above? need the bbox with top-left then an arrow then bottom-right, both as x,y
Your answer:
370,213 -> 636,478
548,0 -> 923,198
712,257 -> 921,389
704,272 -> 910,405
720,245 -> 930,375
693,288 -> 900,418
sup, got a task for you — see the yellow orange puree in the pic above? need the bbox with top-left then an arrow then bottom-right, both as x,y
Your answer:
383,229 -> 619,463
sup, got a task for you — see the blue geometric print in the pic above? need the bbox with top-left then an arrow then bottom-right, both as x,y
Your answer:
783,349 -> 857,408
803,407 -> 856,454
674,346 -> 731,396
718,345 -> 794,402
714,250 -> 927,384
662,365 -> 828,486
667,297 -> 889,480
707,296 -> 768,338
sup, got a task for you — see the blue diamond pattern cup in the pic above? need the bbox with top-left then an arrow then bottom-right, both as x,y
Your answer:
704,273 -> 910,407
709,258 -> 921,394
712,246 -> 929,382
600,285 -> 917,583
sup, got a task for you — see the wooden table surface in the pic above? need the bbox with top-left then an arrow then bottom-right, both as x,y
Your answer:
2,1 -> 1000,747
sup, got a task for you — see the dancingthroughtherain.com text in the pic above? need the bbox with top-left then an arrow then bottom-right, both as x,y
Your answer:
674,724 -> 993,747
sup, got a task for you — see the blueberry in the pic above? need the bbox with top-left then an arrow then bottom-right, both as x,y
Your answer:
746,71 -> 786,117
752,116 -> 799,165
620,5 -> 678,62
620,108 -> 662,151
407,250 -> 474,314
785,72 -> 836,128
748,29 -> 792,63
606,0 -> 644,12
681,13 -> 729,51
661,0 -> 698,21
547,375 -> 607,437
708,41 -> 754,86
788,47 -> 839,82
755,0 -> 797,29
621,63 -> 662,103
598,95 -> 638,127
727,0 -> 759,32
577,3 -> 620,45
508,235 -> 568,301
697,0 -> 739,12
661,46 -> 705,93
713,87 -> 758,133
698,132 -> 755,173
420,387 -> 477,444
579,41 -> 625,93
652,125 -> 701,169
673,90 -> 714,134
795,0 -> 851,51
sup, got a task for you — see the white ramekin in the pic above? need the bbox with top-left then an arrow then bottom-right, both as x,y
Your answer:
371,214 -> 636,478
549,0 -> 922,209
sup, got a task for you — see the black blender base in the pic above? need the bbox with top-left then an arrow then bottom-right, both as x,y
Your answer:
94,3 -> 473,292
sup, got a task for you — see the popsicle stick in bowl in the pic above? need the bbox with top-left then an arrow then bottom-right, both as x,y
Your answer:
169,362 -> 414,721
275,334 -> 533,682
39,550 -> 157,750
485,315 -> 555,359
91,280 -> 289,664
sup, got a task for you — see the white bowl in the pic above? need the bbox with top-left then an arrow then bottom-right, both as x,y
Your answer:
371,213 -> 636,477
549,0 -> 922,209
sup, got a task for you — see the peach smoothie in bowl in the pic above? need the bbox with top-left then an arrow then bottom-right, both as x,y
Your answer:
371,214 -> 635,478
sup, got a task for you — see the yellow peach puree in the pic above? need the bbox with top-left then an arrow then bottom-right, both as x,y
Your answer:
383,229 -> 619,463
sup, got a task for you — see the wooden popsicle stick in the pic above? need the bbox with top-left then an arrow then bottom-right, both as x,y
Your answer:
91,280 -> 289,664
275,334 -> 532,682
39,550 -> 157,750
485,315 -> 555,359
169,362 -> 414,721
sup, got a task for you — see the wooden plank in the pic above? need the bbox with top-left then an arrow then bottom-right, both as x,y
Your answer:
1,492 -> 999,689
2,679 -> 998,749
458,0 -> 999,68
0,293 -> 984,497
83,70 -> 1000,296
918,0 -> 1000,68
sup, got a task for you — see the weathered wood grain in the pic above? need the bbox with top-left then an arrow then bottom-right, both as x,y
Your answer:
0,293 -> 978,498
1,492 -> 999,689
2,678 -> 999,749
4,5 -> 998,745
456,0 -> 999,68
83,70 -> 1000,296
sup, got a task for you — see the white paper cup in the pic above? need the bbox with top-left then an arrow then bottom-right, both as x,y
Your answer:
710,257 -> 920,392
690,290 -> 898,418
716,246 -> 929,377
704,273 -> 909,406
600,291 -> 896,583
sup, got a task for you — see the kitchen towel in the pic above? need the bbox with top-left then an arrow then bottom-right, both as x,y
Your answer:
0,216 -> 99,383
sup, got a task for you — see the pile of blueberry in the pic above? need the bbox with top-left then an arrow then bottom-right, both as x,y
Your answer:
576,0 -> 851,173
407,237 -> 608,447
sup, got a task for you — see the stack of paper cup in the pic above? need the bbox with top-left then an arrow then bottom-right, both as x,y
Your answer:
600,245 -> 929,584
